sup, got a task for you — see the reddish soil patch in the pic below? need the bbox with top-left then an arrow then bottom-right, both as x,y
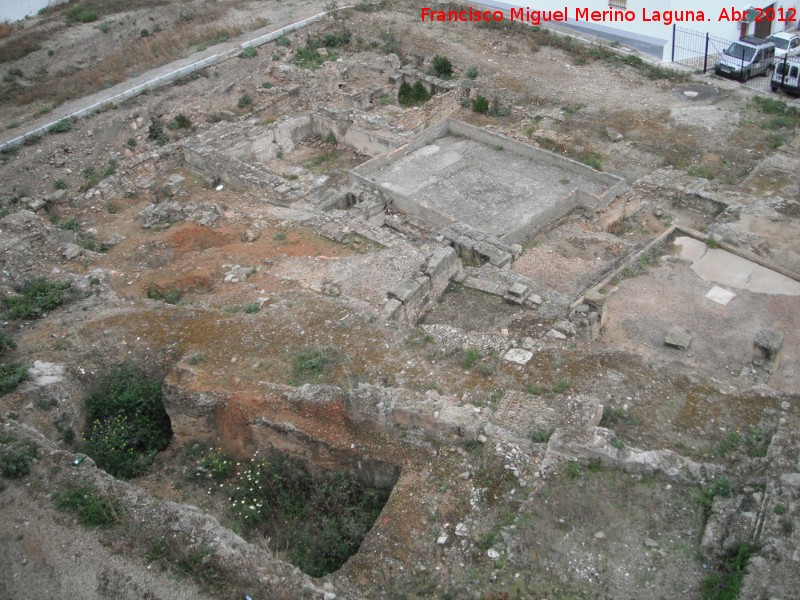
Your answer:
168,225 -> 231,258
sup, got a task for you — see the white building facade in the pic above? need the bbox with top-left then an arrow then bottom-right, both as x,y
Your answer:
465,1 -> 800,60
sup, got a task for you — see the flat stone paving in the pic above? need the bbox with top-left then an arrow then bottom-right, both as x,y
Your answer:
675,236 -> 800,296
366,135 -> 607,238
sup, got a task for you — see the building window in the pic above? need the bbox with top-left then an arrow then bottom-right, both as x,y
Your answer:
609,0 -> 627,9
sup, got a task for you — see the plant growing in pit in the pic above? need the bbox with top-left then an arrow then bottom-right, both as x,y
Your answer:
82,364 -> 171,479
228,453 -> 391,577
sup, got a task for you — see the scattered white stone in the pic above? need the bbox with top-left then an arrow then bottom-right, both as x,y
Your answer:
28,361 -> 65,386
487,549 -> 500,559
546,329 -> 567,340
455,523 -> 469,537
504,348 -> 533,365
437,535 -> 448,545
705,286 -> 736,305
595,531 -> 606,539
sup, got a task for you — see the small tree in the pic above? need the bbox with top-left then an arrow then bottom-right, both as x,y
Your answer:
410,81 -> 430,104
398,81 -> 412,106
472,95 -> 489,114
432,55 -> 453,78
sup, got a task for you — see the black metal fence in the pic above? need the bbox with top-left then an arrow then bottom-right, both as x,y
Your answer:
670,24 -> 794,95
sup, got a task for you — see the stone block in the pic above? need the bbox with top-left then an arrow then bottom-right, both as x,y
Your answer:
665,326 -> 692,350
754,329 -> 783,357
753,329 -> 783,372
425,246 -> 458,279
383,298 -> 403,321
160,174 -> 185,197
388,279 -> 422,304
583,290 -> 605,309
504,282 -> 530,305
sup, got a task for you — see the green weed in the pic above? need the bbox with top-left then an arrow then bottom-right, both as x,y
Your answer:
0,438 -> 38,478
290,347 -> 341,385
53,485 -> 120,527
4,278 -> 72,320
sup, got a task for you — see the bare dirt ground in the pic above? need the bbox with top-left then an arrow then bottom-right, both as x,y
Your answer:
1,2 -> 799,599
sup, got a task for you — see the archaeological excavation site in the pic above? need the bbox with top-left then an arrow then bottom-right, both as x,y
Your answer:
0,1 -> 799,599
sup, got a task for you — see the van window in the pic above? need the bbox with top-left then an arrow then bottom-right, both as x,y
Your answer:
791,65 -> 799,78
724,43 -> 756,61
755,50 -> 763,61
777,63 -> 786,75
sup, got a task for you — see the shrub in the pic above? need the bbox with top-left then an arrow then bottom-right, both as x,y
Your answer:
583,153 -> 602,171
565,460 -> 582,478
54,177 -> 67,189
261,81 -> 273,89
82,364 -> 171,480
466,66 -> 478,79
531,427 -> 555,443
59,217 -> 79,231
431,55 -> 453,78
276,36 -> 292,47
526,383 -> 543,396
239,46 -> 257,58
237,94 -> 253,109
290,347 -> 341,385
167,113 -> 192,130
48,119 -> 72,134
460,347 -> 481,369
79,160 -> 116,191
0,331 -> 15,355
0,362 -> 28,396
146,284 -> 181,305
398,80 -> 431,107
0,439 -> 37,478
294,45 -> 324,69
380,29 -> 401,54
4,278 -> 72,320
243,303 -> 260,314
698,477 -> 732,521
147,117 -> 169,146
66,4 -> 99,24
553,379 -> 570,393
472,95 -> 489,113
700,543 -> 758,600
184,441 -> 235,482
53,485 -> 120,527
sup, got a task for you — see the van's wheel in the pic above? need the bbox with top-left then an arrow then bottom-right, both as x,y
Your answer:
742,69 -> 751,82
771,85 -> 778,92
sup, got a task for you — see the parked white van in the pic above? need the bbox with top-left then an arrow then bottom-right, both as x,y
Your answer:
771,58 -> 800,94
714,36 -> 776,81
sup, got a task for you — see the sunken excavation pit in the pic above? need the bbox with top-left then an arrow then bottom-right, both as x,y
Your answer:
3,4 -> 800,600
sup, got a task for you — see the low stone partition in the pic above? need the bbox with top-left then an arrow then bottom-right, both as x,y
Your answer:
440,221 -> 519,269
383,245 -> 461,323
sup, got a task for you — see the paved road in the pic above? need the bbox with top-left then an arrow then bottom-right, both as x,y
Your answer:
0,1 -> 327,150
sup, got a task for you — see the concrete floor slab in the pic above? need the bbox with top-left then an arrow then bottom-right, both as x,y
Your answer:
674,236 -> 707,263
747,265 -> 800,295
691,248 -> 757,288
366,134 -> 608,240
